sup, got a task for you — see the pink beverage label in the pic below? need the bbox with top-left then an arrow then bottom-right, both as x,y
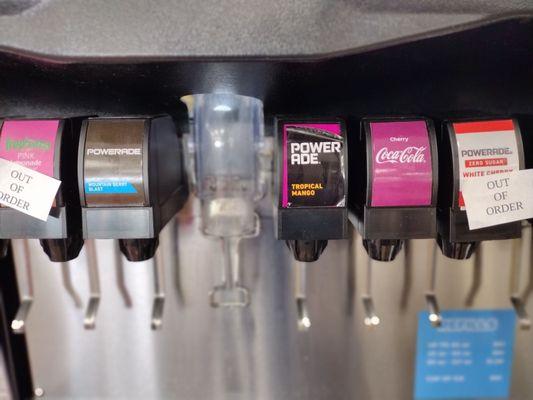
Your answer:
0,120 -> 59,177
370,120 -> 433,207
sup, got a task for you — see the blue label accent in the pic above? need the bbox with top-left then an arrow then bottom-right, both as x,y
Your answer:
415,309 -> 516,399
85,180 -> 138,194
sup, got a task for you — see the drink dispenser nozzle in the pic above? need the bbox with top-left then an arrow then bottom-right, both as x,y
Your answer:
0,119 -> 85,262
79,116 -> 189,261
181,93 -> 265,307
349,118 -> 438,262
437,119 -> 523,259
275,119 -> 348,329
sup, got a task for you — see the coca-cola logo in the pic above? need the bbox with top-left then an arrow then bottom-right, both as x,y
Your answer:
375,146 -> 427,164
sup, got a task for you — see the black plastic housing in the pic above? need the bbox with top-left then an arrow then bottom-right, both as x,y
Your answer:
0,118 -> 84,262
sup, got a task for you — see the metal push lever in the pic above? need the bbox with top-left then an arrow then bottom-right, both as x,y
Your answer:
151,248 -> 165,330
362,257 -> 380,327
510,232 -> 530,330
294,261 -> 311,331
425,242 -> 442,327
209,215 -> 259,308
114,240 -> 132,308
12,240 -> 33,334
60,262 -> 82,308
84,240 -> 101,329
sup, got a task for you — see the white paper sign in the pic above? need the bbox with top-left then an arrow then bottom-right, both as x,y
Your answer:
0,158 -> 61,221
462,169 -> 533,230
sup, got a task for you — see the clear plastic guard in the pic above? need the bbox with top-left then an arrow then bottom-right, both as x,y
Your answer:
181,93 -> 265,307
208,214 -> 260,308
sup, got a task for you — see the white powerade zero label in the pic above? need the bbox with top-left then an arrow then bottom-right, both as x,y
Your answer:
454,119 -> 520,211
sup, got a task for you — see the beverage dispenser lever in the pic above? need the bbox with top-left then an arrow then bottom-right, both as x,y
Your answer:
425,243 -> 442,327
362,257 -> 380,327
83,240 -> 100,329
114,241 -> 132,307
151,248 -> 165,330
510,233 -> 531,330
60,262 -> 82,308
294,261 -> 311,330
11,240 -> 33,334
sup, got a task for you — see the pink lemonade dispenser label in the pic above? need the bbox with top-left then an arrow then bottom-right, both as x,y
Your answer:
0,120 -> 59,177
370,120 -> 433,207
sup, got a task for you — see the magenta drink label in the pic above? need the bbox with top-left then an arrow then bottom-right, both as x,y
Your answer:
282,122 -> 345,208
370,120 -> 432,207
0,120 -> 58,177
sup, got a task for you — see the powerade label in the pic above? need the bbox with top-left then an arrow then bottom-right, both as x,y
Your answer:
415,309 -> 516,399
0,120 -> 58,177
282,123 -> 345,208
454,119 -> 520,211
370,120 -> 433,207
83,119 -> 146,207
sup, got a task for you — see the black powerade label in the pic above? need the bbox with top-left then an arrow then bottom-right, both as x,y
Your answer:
281,123 -> 345,208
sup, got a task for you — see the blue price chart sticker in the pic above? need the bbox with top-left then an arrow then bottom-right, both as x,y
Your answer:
415,309 -> 516,399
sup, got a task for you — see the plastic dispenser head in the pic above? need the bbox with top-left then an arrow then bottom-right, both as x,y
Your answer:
349,118 -> 438,261
181,93 -> 264,307
436,118 -> 523,259
79,116 -> 188,261
0,119 -> 84,261
275,119 -> 348,330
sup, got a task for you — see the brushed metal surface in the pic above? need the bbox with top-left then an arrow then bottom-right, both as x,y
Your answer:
19,198 -> 533,399
82,119 -> 147,207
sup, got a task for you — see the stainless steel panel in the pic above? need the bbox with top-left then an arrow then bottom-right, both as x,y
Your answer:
82,208 -> 154,239
82,119 -> 147,207
19,199 -> 533,399
0,208 -> 68,239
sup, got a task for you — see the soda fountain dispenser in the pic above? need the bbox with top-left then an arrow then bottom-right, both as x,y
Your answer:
78,116 -> 189,261
181,93 -> 265,307
348,117 -> 438,325
436,118 -> 524,259
0,118 -> 84,262
349,118 -> 438,261
275,118 -> 348,329
78,116 -> 188,328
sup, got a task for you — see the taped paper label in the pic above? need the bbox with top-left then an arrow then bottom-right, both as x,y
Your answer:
0,158 -> 61,221
462,169 -> 533,230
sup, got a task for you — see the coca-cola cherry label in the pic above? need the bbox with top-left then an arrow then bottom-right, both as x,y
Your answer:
370,120 -> 433,207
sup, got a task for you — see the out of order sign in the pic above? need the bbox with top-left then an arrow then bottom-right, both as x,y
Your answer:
462,169 -> 533,230
0,157 -> 61,221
